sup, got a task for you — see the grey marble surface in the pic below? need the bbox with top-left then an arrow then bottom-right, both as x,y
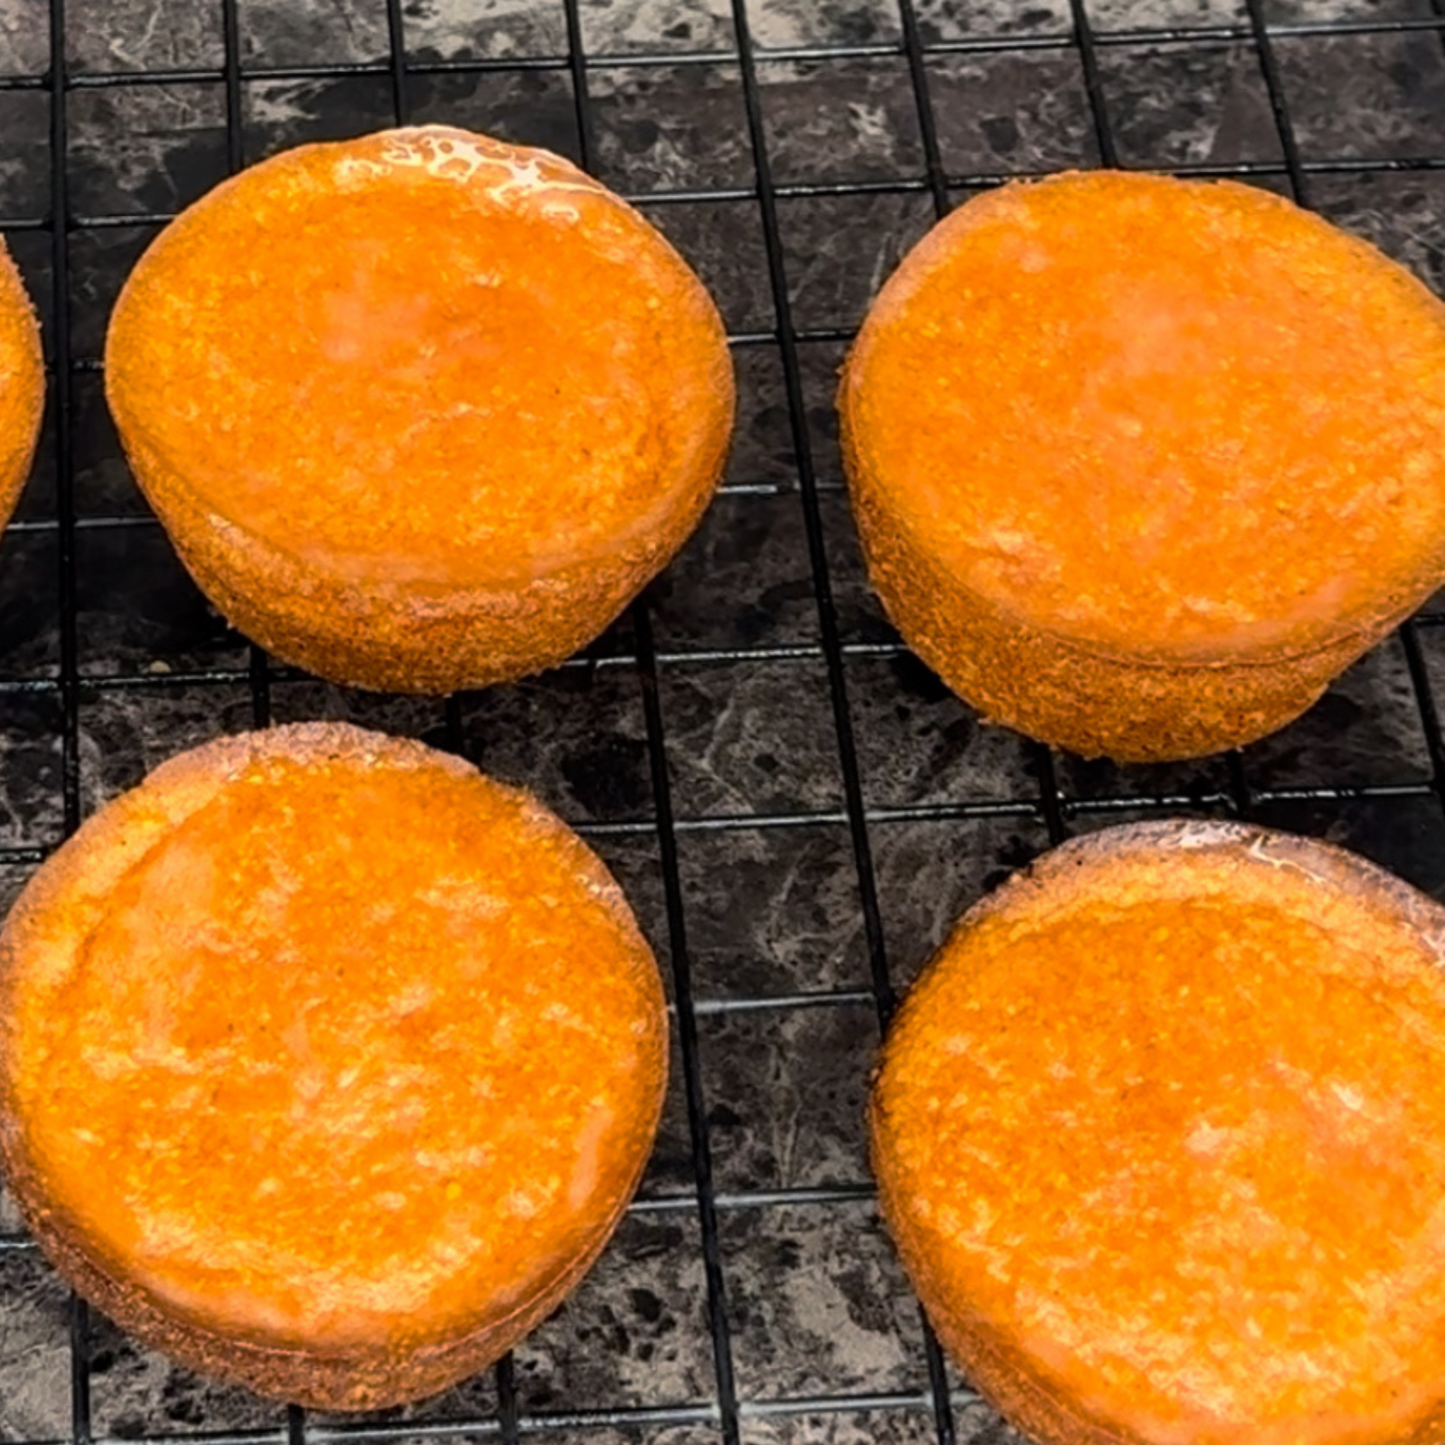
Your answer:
3,0 -> 1445,1439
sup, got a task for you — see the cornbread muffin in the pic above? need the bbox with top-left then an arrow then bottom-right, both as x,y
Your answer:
0,236 -> 43,530
872,818 -> 1445,1445
840,171 -> 1445,761
0,723 -> 668,1409
105,126 -> 734,693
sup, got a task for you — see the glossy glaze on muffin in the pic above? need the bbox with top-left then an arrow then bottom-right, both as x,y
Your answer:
106,127 -> 733,692
872,819 -> 1445,1445
841,171 -> 1445,759
0,723 -> 668,1409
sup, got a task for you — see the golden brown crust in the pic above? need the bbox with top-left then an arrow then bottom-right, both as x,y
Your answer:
0,723 -> 669,1409
104,128 -> 734,694
871,819 -> 1445,1445
840,466 -> 1372,760
0,236 -> 44,531
839,171 -> 1445,761
0,1169 -> 631,1410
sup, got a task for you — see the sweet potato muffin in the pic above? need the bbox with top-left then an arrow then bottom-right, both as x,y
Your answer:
840,171 -> 1445,760
872,818 -> 1445,1445
0,723 -> 668,1409
105,126 -> 734,692
0,237 -> 43,530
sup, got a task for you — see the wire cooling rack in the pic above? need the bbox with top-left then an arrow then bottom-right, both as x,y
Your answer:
4,0 -> 1445,1440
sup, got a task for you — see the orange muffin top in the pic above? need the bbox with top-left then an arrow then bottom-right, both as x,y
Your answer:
0,236 -> 43,517
873,822 -> 1445,1445
104,126 -> 730,592
0,724 -> 667,1354
843,172 -> 1445,664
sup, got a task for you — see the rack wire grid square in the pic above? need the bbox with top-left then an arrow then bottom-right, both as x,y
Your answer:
3,0 -> 1445,1439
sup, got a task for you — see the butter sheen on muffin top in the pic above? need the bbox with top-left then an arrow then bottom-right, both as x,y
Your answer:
849,172 -> 1445,662
1,729 -> 666,1358
874,827 -> 1445,1445
107,129 -> 701,588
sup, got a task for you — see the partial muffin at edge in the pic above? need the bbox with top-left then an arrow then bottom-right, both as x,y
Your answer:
0,236 -> 44,532
871,817 -> 1445,1445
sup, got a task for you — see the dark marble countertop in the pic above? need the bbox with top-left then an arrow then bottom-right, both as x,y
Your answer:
3,0 -> 1445,1439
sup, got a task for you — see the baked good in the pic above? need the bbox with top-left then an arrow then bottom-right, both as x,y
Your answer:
871,818 -> 1445,1445
0,236 -> 44,530
0,722 -> 668,1410
839,170 -> 1445,761
104,126 -> 733,693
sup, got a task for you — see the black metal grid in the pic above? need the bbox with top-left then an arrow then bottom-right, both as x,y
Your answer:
4,0 -> 1445,1440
